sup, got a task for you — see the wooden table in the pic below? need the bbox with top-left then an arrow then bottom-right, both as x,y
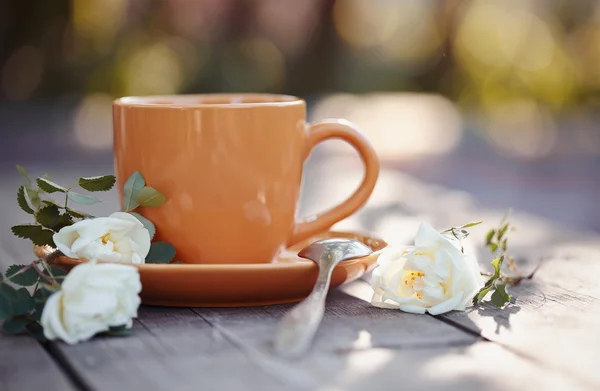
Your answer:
1,152 -> 599,391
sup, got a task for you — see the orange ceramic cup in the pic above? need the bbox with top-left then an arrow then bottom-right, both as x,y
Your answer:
113,94 -> 379,264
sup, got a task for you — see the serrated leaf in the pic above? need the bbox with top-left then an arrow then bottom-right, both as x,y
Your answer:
0,293 -> 12,320
17,186 -> 34,215
67,191 -> 99,205
11,225 -> 56,247
491,283 -> 511,307
6,265 -> 39,287
136,187 -> 166,208
78,175 -> 116,192
123,171 -> 145,211
36,178 -> 67,193
66,208 -> 92,219
54,213 -> 74,231
485,229 -> 495,245
13,288 -> 34,315
16,165 -> 30,182
35,204 -> 61,230
2,317 -> 28,334
460,221 -> 482,229
146,242 -> 176,263
497,223 -> 509,241
129,212 -> 156,239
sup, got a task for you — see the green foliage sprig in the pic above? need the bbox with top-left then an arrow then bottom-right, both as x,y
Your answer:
2,167 -> 178,338
12,166 -> 114,247
442,212 -> 524,309
0,257 -> 66,339
472,210 -> 522,308
11,167 -> 175,264
121,171 -> 175,264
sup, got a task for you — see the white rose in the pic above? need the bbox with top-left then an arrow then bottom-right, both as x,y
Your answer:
53,212 -> 150,264
41,262 -> 141,344
371,222 -> 483,315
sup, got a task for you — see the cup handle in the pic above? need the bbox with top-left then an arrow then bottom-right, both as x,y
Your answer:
289,119 -> 380,245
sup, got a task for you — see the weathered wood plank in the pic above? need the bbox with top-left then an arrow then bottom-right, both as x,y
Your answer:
440,244 -> 600,388
45,307 -> 282,391
0,334 -> 78,391
193,288 -> 592,391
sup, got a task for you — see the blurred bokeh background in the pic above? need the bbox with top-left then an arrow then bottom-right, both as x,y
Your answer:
1,0 -> 599,232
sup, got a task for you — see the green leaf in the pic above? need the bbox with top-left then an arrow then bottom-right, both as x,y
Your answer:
33,286 -> 53,302
123,171 -> 145,211
501,238 -> 508,251
26,322 -> 47,341
491,255 -> 504,278
136,187 -> 166,208
491,283 -> 511,308
13,288 -> 34,315
36,178 -> 67,193
104,324 -> 133,337
0,284 -> 18,302
78,175 -> 116,192
0,293 -> 12,320
17,186 -> 34,215
489,243 -> 498,253
11,225 -> 55,247
35,204 -> 61,230
41,200 -> 61,208
25,184 -> 41,209
66,208 -> 92,219
32,287 -> 53,321
485,229 -> 495,245
16,165 -> 31,182
460,221 -> 482,229
2,317 -> 28,334
146,242 -> 176,263
67,191 -> 100,205
129,212 -> 156,239
472,287 -> 491,305
54,213 -> 74,231
497,223 -> 509,241
6,265 -> 39,287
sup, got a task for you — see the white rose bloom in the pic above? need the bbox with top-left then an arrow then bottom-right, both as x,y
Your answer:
371,222 -> 483,315
53,212 -> 150,264
41,262 -> 142,344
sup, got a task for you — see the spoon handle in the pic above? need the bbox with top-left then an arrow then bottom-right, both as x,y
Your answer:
273,273 -> 332,357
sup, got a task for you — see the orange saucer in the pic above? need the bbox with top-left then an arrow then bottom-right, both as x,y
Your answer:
53,231 -> 386,307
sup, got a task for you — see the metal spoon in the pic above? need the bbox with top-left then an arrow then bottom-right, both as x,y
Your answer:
273,238 -> 373,358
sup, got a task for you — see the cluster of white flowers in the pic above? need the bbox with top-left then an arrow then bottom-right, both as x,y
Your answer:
42,212 -> 151,344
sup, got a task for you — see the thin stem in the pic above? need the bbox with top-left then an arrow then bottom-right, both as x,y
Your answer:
32,259 -> 59,287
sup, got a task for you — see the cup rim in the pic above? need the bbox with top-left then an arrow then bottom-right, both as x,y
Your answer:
114,93 -> 304,108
